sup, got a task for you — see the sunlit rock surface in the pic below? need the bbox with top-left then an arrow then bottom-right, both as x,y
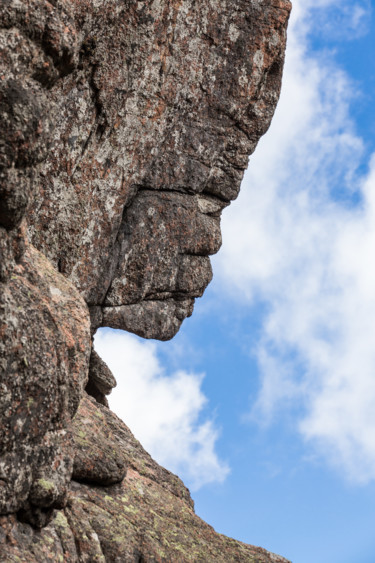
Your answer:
0,0 -> 291,560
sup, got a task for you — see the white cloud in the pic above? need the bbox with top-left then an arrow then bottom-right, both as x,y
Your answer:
290,0 -> 371,40
215,1 -> 375,482
94,329 -> 229,490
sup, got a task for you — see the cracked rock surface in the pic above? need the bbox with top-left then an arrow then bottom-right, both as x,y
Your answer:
0,0 -> 291,560
1,395 -> 291,562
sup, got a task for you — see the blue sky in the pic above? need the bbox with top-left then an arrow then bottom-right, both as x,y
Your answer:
95,2 -> 375,562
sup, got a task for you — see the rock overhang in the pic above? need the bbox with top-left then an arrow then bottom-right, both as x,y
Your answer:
0,0 -> 292,559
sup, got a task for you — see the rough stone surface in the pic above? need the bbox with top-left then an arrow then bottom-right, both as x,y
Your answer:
0,0 -> 292,560
0,241 -> 90,526
24,0 -> 291,340
85,350 -> 116,406
1,401 -> 291,563
72,394 -> 127,485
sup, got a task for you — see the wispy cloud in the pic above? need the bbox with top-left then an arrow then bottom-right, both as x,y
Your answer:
290,0 -> 371,40
215,0 -> 375,482
94,330 -> 229,490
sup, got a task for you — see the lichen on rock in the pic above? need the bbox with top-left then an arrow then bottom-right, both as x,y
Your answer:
0,0 -> 292,560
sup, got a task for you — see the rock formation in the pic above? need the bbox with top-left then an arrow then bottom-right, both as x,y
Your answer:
0,0 -> 291,560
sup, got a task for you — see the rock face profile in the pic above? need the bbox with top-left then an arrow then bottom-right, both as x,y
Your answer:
0,0 -> 291,561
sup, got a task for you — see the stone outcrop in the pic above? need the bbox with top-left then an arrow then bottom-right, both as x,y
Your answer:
0,0 -> 291,560
1,394 -> 292,562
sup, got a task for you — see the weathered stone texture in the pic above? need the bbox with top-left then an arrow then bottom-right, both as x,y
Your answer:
0,0 -> 291,560
85,349 -> 116,406
1,398 -> 291,563
0,241 -> 91,526
72,394 -> 127,485
23,0 -> 291,340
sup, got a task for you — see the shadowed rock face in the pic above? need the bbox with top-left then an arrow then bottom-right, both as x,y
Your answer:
0,0 -> 291,560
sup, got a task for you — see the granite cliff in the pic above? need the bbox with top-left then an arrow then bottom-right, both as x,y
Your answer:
0,0 -> 291,560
